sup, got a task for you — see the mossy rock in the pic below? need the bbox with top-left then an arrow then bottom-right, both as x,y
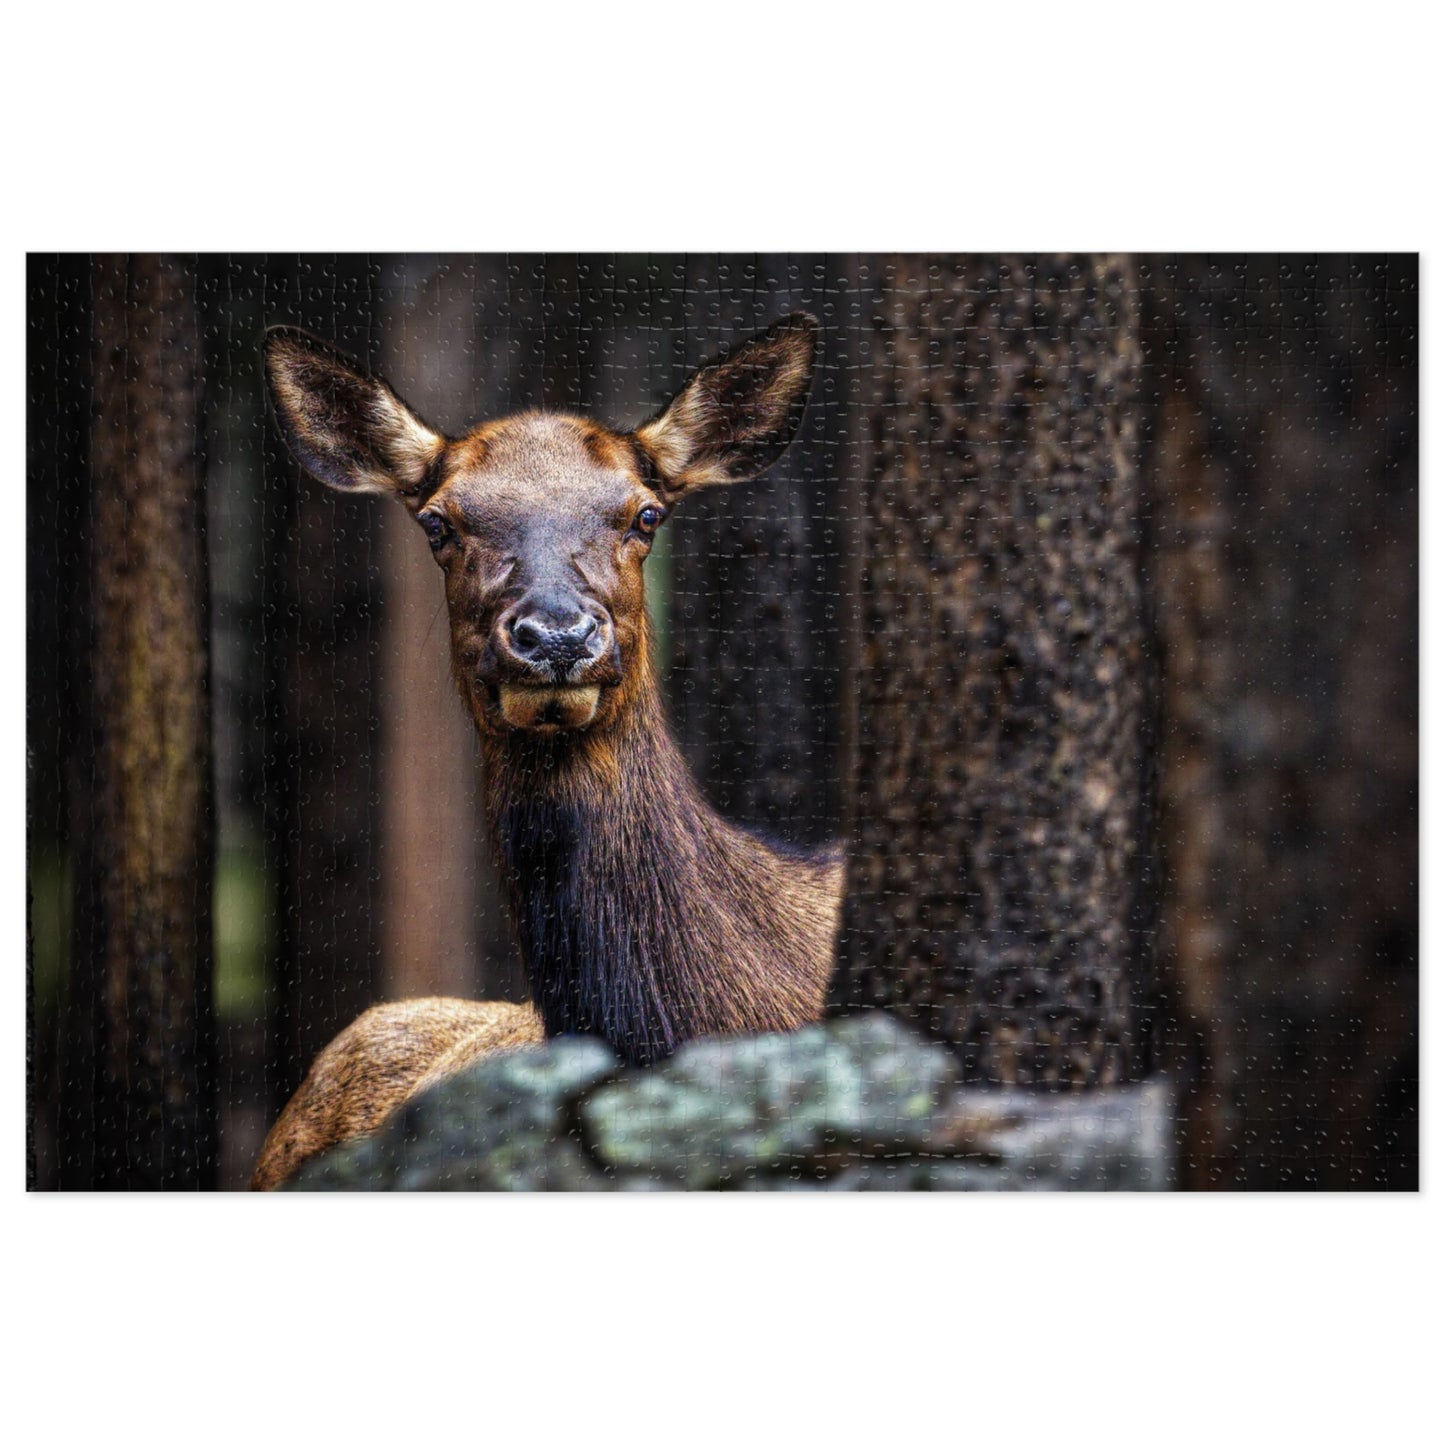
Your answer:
290,1012 -> 1173,1191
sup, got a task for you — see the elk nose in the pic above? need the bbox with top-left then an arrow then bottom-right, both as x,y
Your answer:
509,611 -> 601,672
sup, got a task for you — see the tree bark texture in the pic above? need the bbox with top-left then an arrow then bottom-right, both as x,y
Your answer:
60,254 -> 216,1188
1143,255 -> 1417,1188
829,254 -> 1150,1088
379,256 -> 523,1003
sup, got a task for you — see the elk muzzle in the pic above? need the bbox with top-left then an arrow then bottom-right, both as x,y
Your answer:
488,598 -> 620,732
510,613 -> 600,672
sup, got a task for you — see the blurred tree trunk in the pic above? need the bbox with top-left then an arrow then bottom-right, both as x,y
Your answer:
26,254 -> 91,1188
1142,375 -> 1238,1183
378,256 -> 522,1003
265,257 -> 385,1107
1143,255 -> 1418,1189
830,255 -> 1152,1087
60,254 -> 216,1188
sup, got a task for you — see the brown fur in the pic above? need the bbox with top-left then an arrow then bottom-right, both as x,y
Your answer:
253,314 -> 835,1189
250,1000 -> 543,1190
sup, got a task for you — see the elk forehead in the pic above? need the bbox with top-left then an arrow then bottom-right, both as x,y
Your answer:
431,412 -> 654,526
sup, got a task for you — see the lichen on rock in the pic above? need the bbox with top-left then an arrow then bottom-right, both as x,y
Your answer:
291,1012 -> 1172,1191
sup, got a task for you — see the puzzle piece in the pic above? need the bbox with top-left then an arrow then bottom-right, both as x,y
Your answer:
26,254 -> 1418,1192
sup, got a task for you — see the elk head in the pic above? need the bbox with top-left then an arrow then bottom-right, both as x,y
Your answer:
264,314 -> 819,738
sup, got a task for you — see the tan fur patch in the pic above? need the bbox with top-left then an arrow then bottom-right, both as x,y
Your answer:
369,390 -> 445,495
498,684 -> 601,731
250,999 -> 544,1189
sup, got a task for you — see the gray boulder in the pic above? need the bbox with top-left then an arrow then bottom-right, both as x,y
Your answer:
291,1012 -> 1173,1191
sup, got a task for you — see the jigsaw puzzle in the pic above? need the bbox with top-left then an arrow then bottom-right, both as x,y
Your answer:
25,254 -> 1418,1191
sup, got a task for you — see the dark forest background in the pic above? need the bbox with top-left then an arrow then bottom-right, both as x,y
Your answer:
26,254 -> 1417,1189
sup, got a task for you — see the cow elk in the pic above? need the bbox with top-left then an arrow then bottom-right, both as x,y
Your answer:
251,314 -> 842,1189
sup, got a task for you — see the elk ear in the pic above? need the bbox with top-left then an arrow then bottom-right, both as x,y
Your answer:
263,326 -> 445,499
634,312 -> 819,493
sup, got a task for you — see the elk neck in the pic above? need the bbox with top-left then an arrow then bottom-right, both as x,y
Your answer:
476,643 -> 840,1065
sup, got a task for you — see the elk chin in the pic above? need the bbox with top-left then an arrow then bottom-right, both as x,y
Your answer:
497,683 -> 601,732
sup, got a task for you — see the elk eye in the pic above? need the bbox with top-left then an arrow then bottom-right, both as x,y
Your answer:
634,505 -> 665,535
419,511 -> 454,553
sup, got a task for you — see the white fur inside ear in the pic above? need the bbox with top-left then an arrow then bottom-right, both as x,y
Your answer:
637,385 -> 729,489
369,390 -> 444,493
